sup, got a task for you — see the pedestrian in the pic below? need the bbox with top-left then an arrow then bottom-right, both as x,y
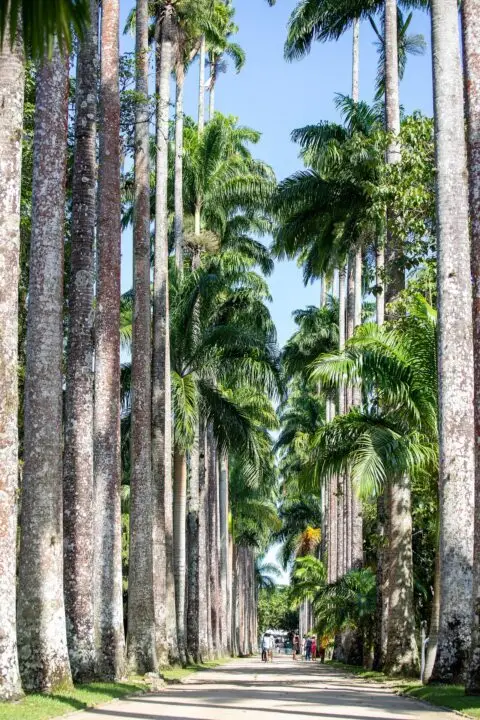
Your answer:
292,633 -> 299,660
311,636 -> 317,661
261,632 -> 270,662
305,636 -> 312,661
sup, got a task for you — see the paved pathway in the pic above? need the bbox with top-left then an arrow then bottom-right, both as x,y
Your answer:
67,656 -> 456,720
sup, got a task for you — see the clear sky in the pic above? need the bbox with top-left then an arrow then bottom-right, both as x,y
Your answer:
119,3 -> 434,580
119,1 -> 433,347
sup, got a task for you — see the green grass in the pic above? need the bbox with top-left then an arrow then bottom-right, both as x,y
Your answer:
161,657 -> 232,682
403,684 -> 480,718
0,681 -> 146,720
326,661 -> 391,683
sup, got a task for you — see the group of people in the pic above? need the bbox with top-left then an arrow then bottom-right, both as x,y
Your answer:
292,634 -> 322,662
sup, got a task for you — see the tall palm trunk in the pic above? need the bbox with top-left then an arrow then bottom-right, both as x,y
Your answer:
219,454 -> 230,653
198,35 -> 205,132
0,22 -> 24,702
17,45 -> 72,692
152,3 -> 178,665
383,475 -> 419,676
209,52 -> 216,120
64,0 -> 98,683
327,398 -> 338,583
463,0 -> 480,695
208,428 -> 220,656
187,426 -> 200,661
94,0 -> 125,679
430,0 -> 475,684
198,420 -> 210,659
126,0 -> 156,674
337,267 -> 346,578
173,447 -> 187,662
352,18 -> 359,102
376,243 -> 385,325
174,62 -> 185,272
352,245 -> 363,567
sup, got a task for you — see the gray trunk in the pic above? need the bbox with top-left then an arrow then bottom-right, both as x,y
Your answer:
198,36 -> 205,132
186,423 -> 200,661
94,0 -> 125,679
430,0 -> 475,684
424,541 -> 440,683
173,447 -> 187,662
384,476 -> 419,676
174,63 -> 185,272
64,0 -> 98,683
219,454 -> 230,654
17,45 -> 72,692
352,18 -> 359,102
152,4 -> 177,665
207,427 -> 220,656
209,52 -> 216,121
198,420 -> 210,659
126,0 -> 156,674
463,0 -> 480,695
0,22 -> 24,701
376,243 -> 385,326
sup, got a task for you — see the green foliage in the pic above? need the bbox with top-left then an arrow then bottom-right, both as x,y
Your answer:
258,587 -> 299,633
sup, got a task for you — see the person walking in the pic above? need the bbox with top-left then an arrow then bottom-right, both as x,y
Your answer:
261,632 -> 270,662
311,636 -> 317,661
305,636 -> 312,661
292,633 -> 300,660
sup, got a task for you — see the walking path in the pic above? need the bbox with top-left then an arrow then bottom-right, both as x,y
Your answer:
66,655 -> 455,720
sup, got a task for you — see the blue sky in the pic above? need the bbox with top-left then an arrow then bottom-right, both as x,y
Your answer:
120,1 -> 433,348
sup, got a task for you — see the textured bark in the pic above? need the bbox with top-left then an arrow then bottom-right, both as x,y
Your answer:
337,267 -> 346,579
126,0 -> 156,674
94,0 -> 125,679
463,0 -> 480,695
352,18 -> 359,102
63,0 -> 98,682
430,0 -> 475,684
207,428 -> 220,656
0,21 -> 24,702
198,35 -> 205,132
174,62 -> 185,272
384,0 -> 404,305
152,5 -> 177,665
373,490 -> 389,670
173,447 -> 187,662
187,424 -> 200,661
17,46 -> 72,692
327,398 -> 338,584
209,56 -> 216,121
198,420 -> 210,659
219,454 -> 230,654
384,476 -> 419,676
376,244 -> 385,326
424,543 -> 440,683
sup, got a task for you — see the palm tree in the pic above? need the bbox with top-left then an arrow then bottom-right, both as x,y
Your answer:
17,44 -> 72,692
463,0 -> 480,695
0,20 -> 24,703
126,0 -> 157,675
312,298 -> 438,675
152,0 -> 177,665
206,0 -> 245,119
94,0 -> 125,679
429,0 -> 475,685
63,0 -> 98,683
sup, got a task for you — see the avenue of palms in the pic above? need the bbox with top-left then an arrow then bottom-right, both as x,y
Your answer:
2,0 -> 480,713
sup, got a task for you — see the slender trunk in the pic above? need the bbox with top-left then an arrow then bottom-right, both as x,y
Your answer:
198,35 -> 205,133
376,244 -> 385,326
337,267 -> 346,578
373,490 -> 389,670
198,420 -> 210,659
384,0 -> 403,305
209,53 -> 216,120
219,454 -> 230,654
126,0 -> 156,673
424,540 -> 440,683
327,399 -> 338,583
463,0 -> 480,695
0,21 -> 24,701
187,424 -> 200,661
152,4 -> 177,665
17,45 -> 72,692
173,447 -> 187,662
208,427 -> 220,656
64,0 -> 98,682
174,62 -> 185,272
430,0 -> 475,684
352,18 -> 359,103
384,476 -> 419,676
94,0 -> 125,679
320,275 -> 327,308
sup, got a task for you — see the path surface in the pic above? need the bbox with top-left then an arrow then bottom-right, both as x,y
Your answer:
67,656 -> 455,720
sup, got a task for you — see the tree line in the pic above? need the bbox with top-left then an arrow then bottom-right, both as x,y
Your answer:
0,0 -> 280,700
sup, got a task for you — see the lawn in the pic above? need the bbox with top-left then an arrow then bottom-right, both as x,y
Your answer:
0,681 -> 146,720
403,684 -> 480,718
328,660 -> 480,718
0,658 -> 232,720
